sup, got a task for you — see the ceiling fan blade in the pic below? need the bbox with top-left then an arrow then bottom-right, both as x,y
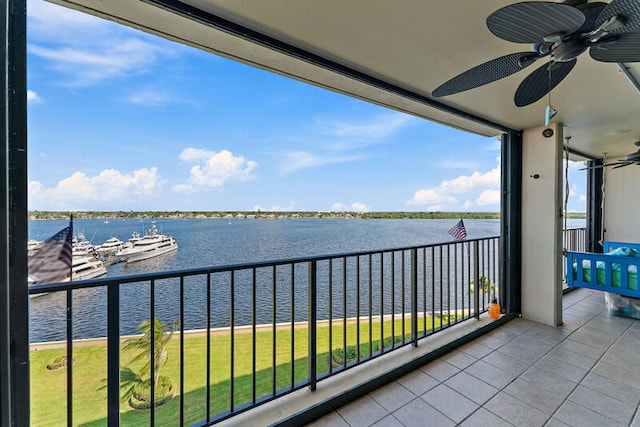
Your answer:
612,161 -> 634,169
574,2 -> 608,34
514,59 -> 577,107
579,161 -> 629,170
590,32 -> 640,62
487,2 -> 585,44
596,0 -> 640,33
432,52 -> 540,97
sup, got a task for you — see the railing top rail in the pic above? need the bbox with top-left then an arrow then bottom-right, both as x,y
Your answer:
29,235 -> 500,295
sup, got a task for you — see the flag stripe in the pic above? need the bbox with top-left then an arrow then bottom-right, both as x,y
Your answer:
28,223 -> 73,284
448,219 -> 467,241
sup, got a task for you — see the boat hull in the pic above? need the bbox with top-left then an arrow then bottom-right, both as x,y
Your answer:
116,241 -> 178,263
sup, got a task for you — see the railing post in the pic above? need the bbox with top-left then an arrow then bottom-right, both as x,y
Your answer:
474,241 -> 480,320
308,260 -> 317,391
107,283 -> 120,426
411,249 -> 418,347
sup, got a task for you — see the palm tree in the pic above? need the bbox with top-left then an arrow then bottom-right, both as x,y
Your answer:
124,317 -> 179,386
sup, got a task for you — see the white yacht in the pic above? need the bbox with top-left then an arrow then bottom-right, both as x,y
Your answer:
114,223 -> 178,263
72,255 -> 107,281
72,232 -> 96,257
95,236 -> 126,257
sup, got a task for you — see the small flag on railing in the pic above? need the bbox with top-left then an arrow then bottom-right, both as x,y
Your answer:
28,220 -> 73,284
448,219 -> 467,241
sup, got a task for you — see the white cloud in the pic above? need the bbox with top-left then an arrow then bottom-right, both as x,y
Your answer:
28,0 -> 173,86
476,189 -> 500,206
175,148 -> 257,191
331,202 -> 370,212
407,160 -> 501,211
128,89 -> 174,106
319,113 -> 414,141
27,90 -> 42,103
279,151 -> 364,175
28,167 -> 164,210
407,189 -> 458,205
29,39 -> 164,86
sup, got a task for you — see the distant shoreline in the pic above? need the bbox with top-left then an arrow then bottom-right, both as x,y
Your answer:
28,211 -> 586,220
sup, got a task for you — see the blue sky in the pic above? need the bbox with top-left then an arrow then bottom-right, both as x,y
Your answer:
26,0 -> 587,213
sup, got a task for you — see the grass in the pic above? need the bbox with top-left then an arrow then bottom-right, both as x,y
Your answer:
30,314 -> 460,426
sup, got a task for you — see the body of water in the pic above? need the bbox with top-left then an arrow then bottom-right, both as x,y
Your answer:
28,217 -> 585,342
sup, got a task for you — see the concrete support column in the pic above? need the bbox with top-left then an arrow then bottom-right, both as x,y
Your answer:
521,123 -> 563,326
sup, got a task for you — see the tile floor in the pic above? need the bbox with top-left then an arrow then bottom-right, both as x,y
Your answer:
309,289 -> 640,426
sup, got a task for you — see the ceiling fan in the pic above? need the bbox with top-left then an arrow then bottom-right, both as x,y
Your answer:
581,139 -> 640,169
432,0 -> 640,107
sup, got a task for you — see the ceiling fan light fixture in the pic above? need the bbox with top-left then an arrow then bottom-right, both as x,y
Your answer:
551,39 -> 588,62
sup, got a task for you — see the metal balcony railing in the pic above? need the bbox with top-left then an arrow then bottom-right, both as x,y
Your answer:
563,227 -> 587,288
29,236 -> 500,426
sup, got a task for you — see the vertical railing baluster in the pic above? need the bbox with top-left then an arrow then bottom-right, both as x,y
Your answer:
401,251 -> 406,342
380,253 -> 384,352
342,257 -> 347,368
290,264 -> 295,389
439,245 -> 443,330
252,268 -> 257,403
308,260 -> 317,391
368,254 -> 372,358
205,274 -> 211,423
356,256 -> 360,361
180,276 -> 184,426
107,282 -> 120,427
460,242 -> 467,320
410,248 -> 418,347
454,244 -> 458,324
474,241 -> 480,320
422,248 -> 427,337
467,242 -> 471,319
431,247 -> 435,334
150,279 -> 155,426
328,259 -> 333,374
230,271 -> 235,412
481,241 -> 486,310
446,245 -> 450,327
66,288 -> 72,427
272,265 -> 276,395
391,252 -> 395,347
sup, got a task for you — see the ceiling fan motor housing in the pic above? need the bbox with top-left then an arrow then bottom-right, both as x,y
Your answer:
551,39 -> 588,62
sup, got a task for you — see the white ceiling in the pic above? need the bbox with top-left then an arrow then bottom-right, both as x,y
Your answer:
51,0 -> 640,160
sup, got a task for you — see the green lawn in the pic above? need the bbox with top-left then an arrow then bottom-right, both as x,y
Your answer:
30,314 -> 459,426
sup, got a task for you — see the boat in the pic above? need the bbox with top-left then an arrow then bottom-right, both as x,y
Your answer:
114,222 -> 178,263
72,232 -> 97,257
95,236 -> 126,257
72,255 -> 107,281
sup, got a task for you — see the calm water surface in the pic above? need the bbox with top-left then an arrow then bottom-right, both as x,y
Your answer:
28,217 -> 584,342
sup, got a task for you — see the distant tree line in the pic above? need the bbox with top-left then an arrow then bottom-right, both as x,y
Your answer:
28,210 -> 586,220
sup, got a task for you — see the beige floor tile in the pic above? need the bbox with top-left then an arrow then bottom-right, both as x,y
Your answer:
421,383 -> 478,423
444,370 -> 498,405
392,398 -> 455,427
370,381 -> 415,412
484,392 -> 548,427
336,395 -> 389,427
458,408 -> 512,427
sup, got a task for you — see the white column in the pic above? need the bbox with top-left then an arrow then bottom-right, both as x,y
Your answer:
520,123 -> 563,326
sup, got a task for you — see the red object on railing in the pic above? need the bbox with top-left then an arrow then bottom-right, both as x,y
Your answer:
488,298 -> 500,319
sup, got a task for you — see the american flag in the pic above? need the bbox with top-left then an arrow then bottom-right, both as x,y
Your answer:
448,219 -> 467,241
28,222 -> 73,284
